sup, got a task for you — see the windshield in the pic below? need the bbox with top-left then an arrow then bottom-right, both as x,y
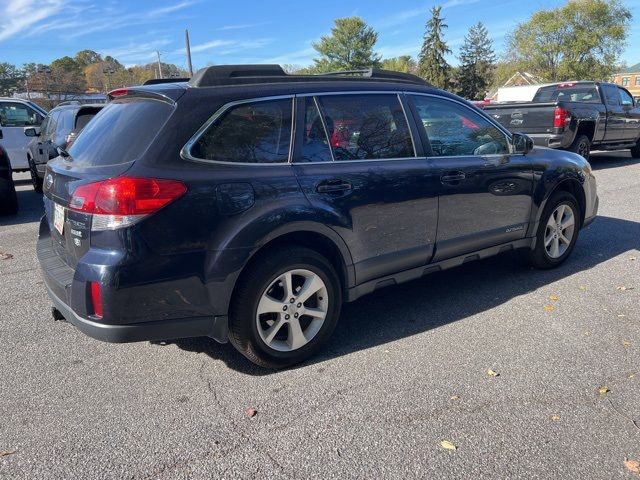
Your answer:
68,98 -> 173,167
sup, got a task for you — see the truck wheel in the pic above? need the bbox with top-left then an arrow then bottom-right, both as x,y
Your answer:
568,134 -> 590,160
229,246 -> 342,369
29,159 -> 43,193
0,178 -> 18,215
631,140 -> 640,159
526,191 -> 581,269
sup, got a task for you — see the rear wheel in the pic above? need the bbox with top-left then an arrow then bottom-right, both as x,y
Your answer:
229,246 -> 342,369
526,191 -> 580,269
568,134 -> 591,160
29,158 -> 43,193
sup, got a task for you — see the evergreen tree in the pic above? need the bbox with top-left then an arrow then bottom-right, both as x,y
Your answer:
418,6 -> 451,89
456,22 -> 496,100
311,17 -> 381,72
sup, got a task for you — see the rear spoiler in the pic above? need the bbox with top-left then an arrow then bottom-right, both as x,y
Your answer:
107,87 -> 184,105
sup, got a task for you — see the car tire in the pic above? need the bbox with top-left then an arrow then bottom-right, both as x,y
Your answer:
29,158 -> 43,193
0,177 -> 18,215
229,246 -> 342,369
631,140 -> 640,159
568,134 -> 591,160
526,191 -> 581,269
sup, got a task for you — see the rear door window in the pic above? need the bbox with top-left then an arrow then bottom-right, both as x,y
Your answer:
602,85 -> 621,106
191,98 -> 293,164
299,97 -> 333,163
68,98 -> 173,167
411,95 -> 509,157
314,94 -> 414,161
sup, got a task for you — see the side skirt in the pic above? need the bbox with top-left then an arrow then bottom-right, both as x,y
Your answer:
347,238 -> 534,302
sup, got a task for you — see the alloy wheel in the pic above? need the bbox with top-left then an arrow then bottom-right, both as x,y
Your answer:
255,268 -> 328,352
544,203 -> 575,259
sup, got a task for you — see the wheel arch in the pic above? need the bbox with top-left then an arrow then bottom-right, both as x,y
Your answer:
539,178 -> 587,227
230,223 -> 355,309
575,121 -> 596,143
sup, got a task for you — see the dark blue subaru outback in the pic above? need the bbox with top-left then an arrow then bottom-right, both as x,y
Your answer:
38,65 -> 598,368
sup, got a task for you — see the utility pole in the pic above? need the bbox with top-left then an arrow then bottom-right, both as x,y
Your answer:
185,29 -> 193,77
156,50 -> 163,79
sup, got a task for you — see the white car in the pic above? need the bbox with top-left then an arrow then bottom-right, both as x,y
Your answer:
0,98 -> 47,171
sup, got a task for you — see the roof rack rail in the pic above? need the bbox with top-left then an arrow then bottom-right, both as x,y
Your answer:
143,77 -> 190,85
188,64 -> 430,88
56,100 -> 82,106
316,68 -> 428,85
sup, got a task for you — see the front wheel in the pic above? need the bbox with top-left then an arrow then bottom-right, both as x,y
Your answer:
568,134 -> 591,160
229,246 -> 342,369
526,191 -> 581,269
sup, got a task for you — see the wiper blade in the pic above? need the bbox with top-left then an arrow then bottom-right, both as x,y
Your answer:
57,146 -> 71,158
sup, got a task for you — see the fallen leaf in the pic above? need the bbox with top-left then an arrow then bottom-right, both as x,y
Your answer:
247,408 -> 257,418
579,285 -> 587,291
544,304 -> 554,312
630,256 -> 637,261
551,415 -> 561,421
598,386 -> 610,395
487,369 -> 500,377
549,294 -> 559,301
584,331 -> 591,336
450,395 -> 460,401
623,340 -> 632,348
617,286 -> 635,291
440,440 -> 456,451
0,450 -> 17,457
618,314 -> 627,318
0,253 -> 13,261
383,349 -> 390,353
624,459 -> 640,474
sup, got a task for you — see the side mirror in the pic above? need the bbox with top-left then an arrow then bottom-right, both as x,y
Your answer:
24,127 -> 38,137
512,133 -> 534,154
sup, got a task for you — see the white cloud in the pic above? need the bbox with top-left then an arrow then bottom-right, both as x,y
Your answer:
0,0 -> 66,41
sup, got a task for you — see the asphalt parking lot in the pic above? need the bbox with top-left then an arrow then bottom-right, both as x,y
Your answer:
1,151 -> 639,479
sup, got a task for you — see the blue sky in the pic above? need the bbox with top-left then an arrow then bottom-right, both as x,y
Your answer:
0,0 -> 638,69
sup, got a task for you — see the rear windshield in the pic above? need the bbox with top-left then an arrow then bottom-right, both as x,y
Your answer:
532,85 -> 601,103
68,98 -> 173,166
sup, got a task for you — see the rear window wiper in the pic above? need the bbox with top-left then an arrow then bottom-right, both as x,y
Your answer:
57,146 -> 71,158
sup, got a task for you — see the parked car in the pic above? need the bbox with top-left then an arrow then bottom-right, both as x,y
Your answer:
0,144 -> 18,215
25,103 -> 103,192
37,65 -> 598,368
0,98 -> 47,171
483,81 -> 640,159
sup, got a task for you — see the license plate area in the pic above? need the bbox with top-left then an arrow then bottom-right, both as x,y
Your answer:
54,203 -> 65,235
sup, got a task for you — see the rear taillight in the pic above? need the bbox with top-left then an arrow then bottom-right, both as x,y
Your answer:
108,88 -> 128,98
69,177 -> 187,230
553,106 -> 570,129
90,282 -> 103,318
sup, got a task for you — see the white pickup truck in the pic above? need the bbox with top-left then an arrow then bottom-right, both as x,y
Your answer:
0,98 -> 47,171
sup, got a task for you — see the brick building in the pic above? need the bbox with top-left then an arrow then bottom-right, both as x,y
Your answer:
611,62 -> 640,101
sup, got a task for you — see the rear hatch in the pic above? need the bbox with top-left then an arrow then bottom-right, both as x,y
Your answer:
483,102 -> 558,134
43,94 -> 178,269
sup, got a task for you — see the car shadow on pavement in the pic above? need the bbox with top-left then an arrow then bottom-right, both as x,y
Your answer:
589,152 -> 639,171
161,215 -> 640,375
0,188 -> 44,226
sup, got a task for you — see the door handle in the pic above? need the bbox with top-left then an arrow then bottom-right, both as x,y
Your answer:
440,172 -> 466,184
0,129 -> 3,139
316,180 -> 352,193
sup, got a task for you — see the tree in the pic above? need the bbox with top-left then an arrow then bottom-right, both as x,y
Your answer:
456,22 -> 496,100
0,62 -> 24,96
311,17 -> 381,72
418,6 -> 451,89
75,50 -> 103,68
506,0 -> 631,81
382,55 -> 417,74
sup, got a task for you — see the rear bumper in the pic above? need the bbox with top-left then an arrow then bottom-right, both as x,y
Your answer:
528,134 -> 566,149
37,215 -> 229,344
45,280 -> 228,343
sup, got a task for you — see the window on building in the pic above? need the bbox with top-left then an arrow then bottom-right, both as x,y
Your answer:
635,76 -> 640,86
622,77 -> 630,86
